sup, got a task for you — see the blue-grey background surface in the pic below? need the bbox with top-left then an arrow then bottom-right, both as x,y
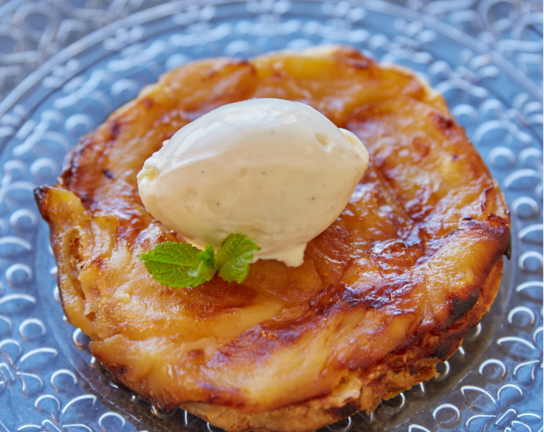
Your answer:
0,1 -> 542,431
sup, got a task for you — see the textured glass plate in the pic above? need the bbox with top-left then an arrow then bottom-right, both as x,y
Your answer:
0,1 -> 542,431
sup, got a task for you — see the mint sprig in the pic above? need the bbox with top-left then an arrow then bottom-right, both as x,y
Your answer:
216,234 -> 260,283
139,234 -> 259,289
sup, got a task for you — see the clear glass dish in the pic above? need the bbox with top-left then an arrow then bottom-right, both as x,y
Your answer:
0,1 -> 541,431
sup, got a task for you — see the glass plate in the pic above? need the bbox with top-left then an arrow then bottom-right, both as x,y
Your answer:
0,1 -> 541,431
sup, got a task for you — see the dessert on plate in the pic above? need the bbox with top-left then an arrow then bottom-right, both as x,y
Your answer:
35,46 -> 510,432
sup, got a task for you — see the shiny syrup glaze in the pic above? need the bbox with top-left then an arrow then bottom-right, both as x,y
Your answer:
36,47 -> 510,416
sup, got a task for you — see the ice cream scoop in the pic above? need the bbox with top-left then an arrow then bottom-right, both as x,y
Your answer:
137,98 -> 368,267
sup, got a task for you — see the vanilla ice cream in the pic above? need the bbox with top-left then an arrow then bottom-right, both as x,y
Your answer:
137,98 -> 368,267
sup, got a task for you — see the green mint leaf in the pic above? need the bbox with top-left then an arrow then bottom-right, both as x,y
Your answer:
216,233 -> 260,283
197,244 -> 217,270
139,234 -> 260,288
139,242 -> 216,289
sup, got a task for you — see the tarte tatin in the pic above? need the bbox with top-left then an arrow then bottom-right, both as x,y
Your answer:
35,46 -> 510,432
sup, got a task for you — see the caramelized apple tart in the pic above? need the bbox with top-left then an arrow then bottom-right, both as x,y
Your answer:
35,46 -> 510,432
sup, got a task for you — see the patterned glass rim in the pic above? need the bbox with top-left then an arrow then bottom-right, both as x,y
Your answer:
0,0 -> 542,125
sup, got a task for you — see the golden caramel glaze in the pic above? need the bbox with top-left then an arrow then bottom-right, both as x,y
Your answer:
35,46 -> 510,432
180,259 -> 503,432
